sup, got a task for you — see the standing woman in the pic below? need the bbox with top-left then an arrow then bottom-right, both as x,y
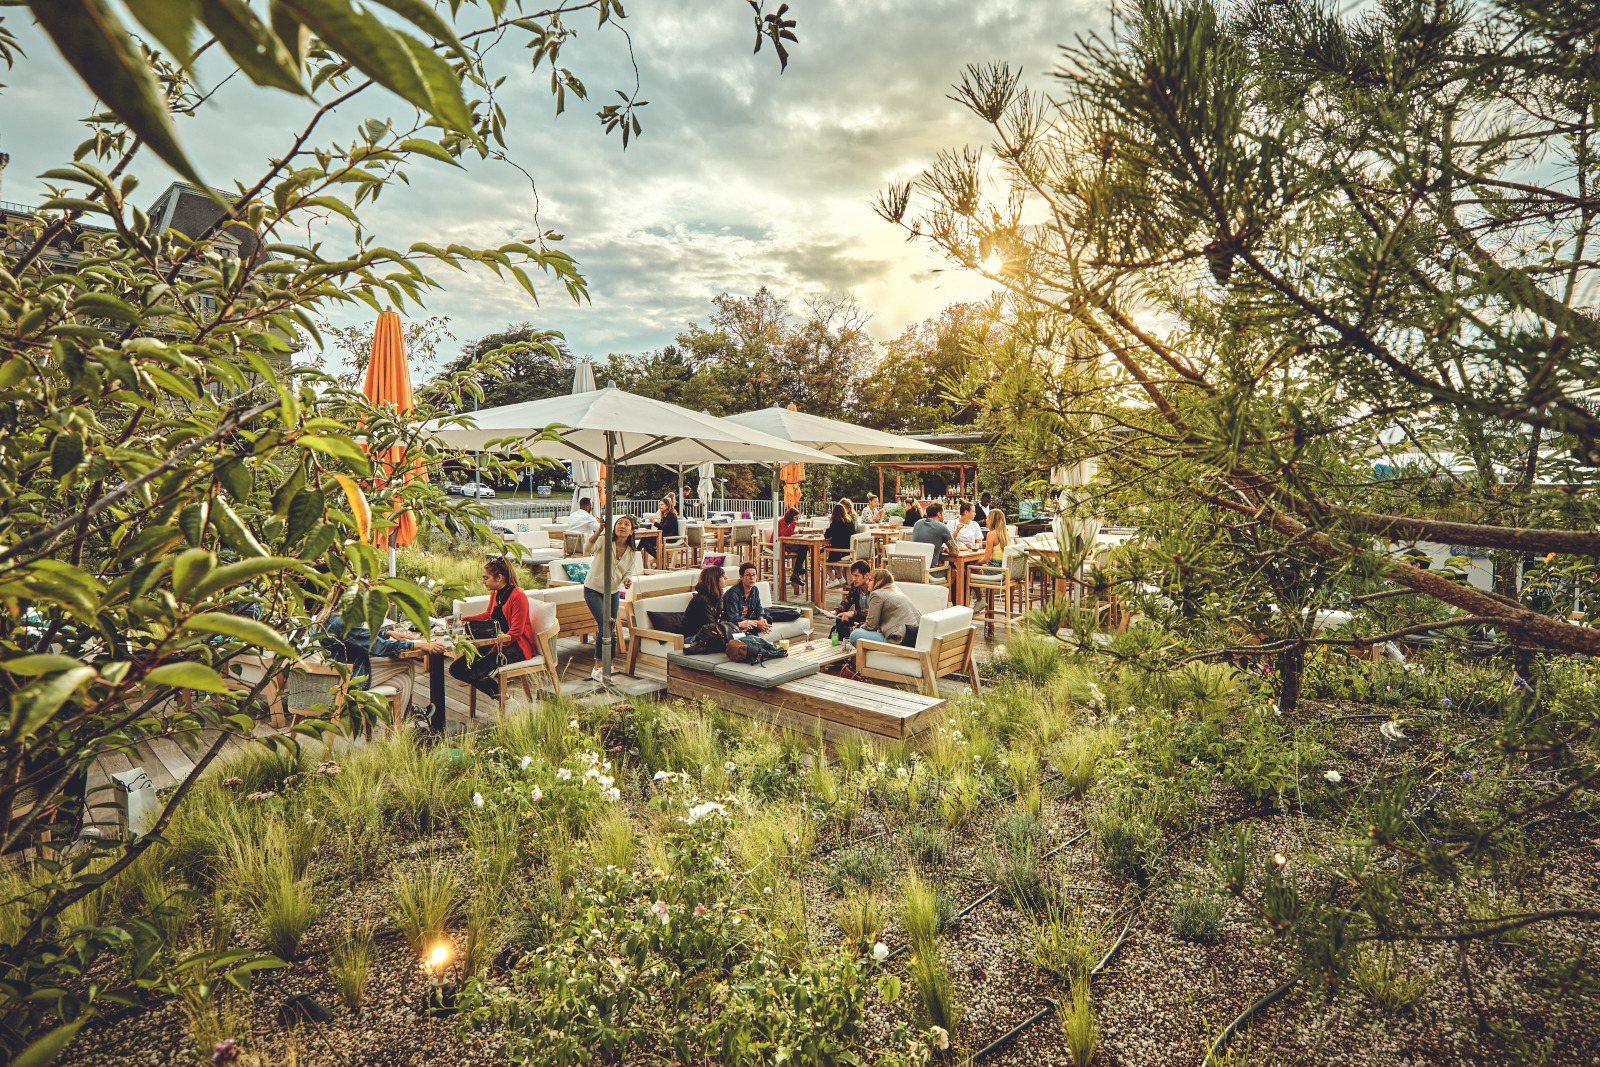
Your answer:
449,558 -> 540,698
585,514 -> 643,678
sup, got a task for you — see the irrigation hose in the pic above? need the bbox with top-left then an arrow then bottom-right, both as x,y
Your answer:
1202,976 -> 1301,1067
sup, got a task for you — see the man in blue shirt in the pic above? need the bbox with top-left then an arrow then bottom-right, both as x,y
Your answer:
319,613 -> 440,713
722,562 -> 772,634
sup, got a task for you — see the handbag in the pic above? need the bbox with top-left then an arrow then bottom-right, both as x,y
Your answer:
768,606 -> 802,622
466,619 -> 501,642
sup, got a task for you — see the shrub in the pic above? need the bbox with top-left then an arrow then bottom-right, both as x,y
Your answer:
832,891 -> 885,952
825,846 -> 892,896
903,823 -> 947,866
1089,797 -> 1163,887
999,635 -> 1065,685
1030,899 -> 1111,981
996,809 -> 1047,857
389,864 -> 457,956
328,926 -> 374,1011
984,842 -> 1053,912
1352,946 -> 1435,1014
1169,892 -> 1224,943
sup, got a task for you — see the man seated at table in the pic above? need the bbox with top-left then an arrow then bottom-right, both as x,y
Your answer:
950,501 -> 984,550
723,561 -> 773,634
832,559 -> 873,640
317,610 -> 442,721
911,501 -> 959,561
566,496 -> 601,538
859,494 -> 886,525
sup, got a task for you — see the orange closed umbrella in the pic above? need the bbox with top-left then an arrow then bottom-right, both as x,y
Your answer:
363,310 -> 427,548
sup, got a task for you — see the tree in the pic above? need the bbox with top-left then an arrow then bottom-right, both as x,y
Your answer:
0,2 -> 798,1057
312,314 -> 454,388
881,0 -> 1600,659
856,298 -> 1002,432
676,287 -> 792,412
438,324 -> 572,411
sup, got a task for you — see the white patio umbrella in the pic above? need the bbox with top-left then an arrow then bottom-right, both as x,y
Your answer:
696,460 -> 715,508
1051,456 -> 1102,582
721,405 -> 960,588
426,388 -> 846,684
568,360 -> 601,509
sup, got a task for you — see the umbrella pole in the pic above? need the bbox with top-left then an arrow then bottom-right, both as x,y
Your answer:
770,465 -> 780,598
601,430 -> 616,685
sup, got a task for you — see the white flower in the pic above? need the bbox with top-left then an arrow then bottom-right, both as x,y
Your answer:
529,785 -> 543,802
654,770 -> 669,780
872,942 -> 889,962
567,718 -> 578,730
598,775 -> 614,789
520,755 -> 533,770
472,792 -> 484,809
556,768 -> 572,781
762,886 -> 773,895
896,767 -> 909,780
651,900 -> 670,925
876,762 -> 886,774
951,730 -> 963,741
602,787 -> 621,802
1323,770 -> 1342,783
686,801 -> 727,825
724,761 -> 737,772
930,1026 -> 949,1050
584,767 -> 600,780
1126,705 -> 1136,714
732,916 -> 742,926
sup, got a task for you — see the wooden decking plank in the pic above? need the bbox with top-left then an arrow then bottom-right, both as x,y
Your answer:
131,743 -> 173,790
145,737 -> 196,785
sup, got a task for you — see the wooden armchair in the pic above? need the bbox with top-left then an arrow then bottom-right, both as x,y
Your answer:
886,540 -> 949,587
853,606 -> 980,696
476,612 -> 562,720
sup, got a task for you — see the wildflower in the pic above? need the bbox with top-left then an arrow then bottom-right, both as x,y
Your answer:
222,776 -> 243,788
896,767 -> 910,780
246,790 -> 277,801
876,762 -> 886,774
521,755 -> 533,770
654,770 -> 668,780
1323,770 -> 1342,783
303,810 -> 317,825
930,1026 -> 950,1050
316,761 -> 341,776
213,1039 -> 240,1064
1512,677 -> 1530,688
584,767 -> 601,780
732,916 -> 743,926
762,886 -> 773,895
724,761 -> 737,772
651,900 -> 670,925
1126,705 -> 1136,714
694,904 -> 707,917
872,942 -> 889,962
602,787 -> 621,802
557,768 -> 572,781
568,718 -> 578,730
1440,697 -> 1453,708
529,785 -> 543,802
951,730 -> 964,741
472,792 -> 485,809
686,801 -> 727,824
597,775 -> 614,790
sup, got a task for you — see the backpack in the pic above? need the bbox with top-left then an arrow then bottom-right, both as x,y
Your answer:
688,621 -> 737,656
725,633 -> 787,666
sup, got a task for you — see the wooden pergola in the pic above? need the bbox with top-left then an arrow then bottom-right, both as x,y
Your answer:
873,460 -> 979,504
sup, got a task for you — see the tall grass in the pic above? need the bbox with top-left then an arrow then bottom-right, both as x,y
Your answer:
899,868 -> 950,954
1058,973 -> 1097,1065
909,948 -> 962,1035
257,869 -> 322,959
389,864 -> 457,955
328,925 -> 374,1010
832,890 -> 884,952
591,807 -> 635,871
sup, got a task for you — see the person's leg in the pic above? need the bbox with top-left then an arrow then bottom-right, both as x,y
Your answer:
366,658 -> 416,716
849,627 -> 886,644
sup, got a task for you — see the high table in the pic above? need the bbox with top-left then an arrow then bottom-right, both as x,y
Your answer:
867,526 -> 905,565
945,548 -> 991,610
632,527 -> 664,566
701,523 -> 732,555
778,534 -> 829,608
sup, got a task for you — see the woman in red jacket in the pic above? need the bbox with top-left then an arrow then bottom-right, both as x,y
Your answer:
778,506 -> 805,596
447,558 -> 542,697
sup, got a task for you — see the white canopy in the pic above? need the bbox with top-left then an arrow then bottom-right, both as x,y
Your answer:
721,406 -> 961,457
569,360 -> 601,507
427,388 -> 846,468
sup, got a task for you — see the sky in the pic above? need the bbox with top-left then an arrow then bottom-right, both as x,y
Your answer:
0,1 -> 1105,368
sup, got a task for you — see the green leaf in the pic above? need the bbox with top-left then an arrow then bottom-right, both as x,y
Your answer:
299,432 -> 371,472
191,557 -> 299,602
51,433 -> 84,478
268,0 -> 310,70
115,524 -> 184,565
10,1020 -> 88,1067
276,0 -> 475,134
125,0 -> 199,66
397,137 -> 463,167
299,523 -> 337,561
199,0 -> 308,95
217,457 -> 252,503
145,662 -> 230,693
72,290 -> 143,324
210,497 -> 267,557
269,461 -> 306,517
284,487 -> 325,548
179,499 -> 210,547
183,614 -> 296,658
26,0 -> 206,187
365,0 -> 467,56
365,587 -> 388,629
3,654 -> 88,677
9,666 -> 98,739
172,547 -> 216,600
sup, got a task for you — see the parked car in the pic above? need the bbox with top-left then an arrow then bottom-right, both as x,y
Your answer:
458,483 -> 496,499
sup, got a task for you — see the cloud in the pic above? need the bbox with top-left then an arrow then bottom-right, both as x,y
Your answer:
0,1 -> 1105,364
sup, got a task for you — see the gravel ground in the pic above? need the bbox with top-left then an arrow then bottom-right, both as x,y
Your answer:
56,697 -> 1600,1067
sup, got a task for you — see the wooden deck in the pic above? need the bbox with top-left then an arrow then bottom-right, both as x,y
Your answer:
665,661 -> 944,743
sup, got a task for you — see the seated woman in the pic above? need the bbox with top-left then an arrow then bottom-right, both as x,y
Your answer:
903,497 -> 923,525
683,564 -> 728,639
825,502 -> 855,568
849,568 -> 920,648
447,558 -> 541,699
658,495 -> 681,539
859,494 -> 886,525
778,506 -> 805,593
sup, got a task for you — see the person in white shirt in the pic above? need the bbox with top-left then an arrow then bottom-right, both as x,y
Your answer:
859,494 -> 886,525
566,496 -> 601,538
950,500 -> 984,550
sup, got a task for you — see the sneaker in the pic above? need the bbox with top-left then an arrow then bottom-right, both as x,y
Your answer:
589,667 -> 602,682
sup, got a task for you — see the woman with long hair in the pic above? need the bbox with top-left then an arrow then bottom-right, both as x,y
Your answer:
778,505 -> 804,594
848,567 -> 920,647
584,514 -> 643,678
682,564 -> 727,638
448,557 -> 541,697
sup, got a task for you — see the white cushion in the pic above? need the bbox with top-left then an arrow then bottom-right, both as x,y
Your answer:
530,584 -> 586,607
914,606 -> 973,650
492,656 -> 544,677
889,540 -> 935,565
631,570 -> 696,598
896,583 -> 950,617
453,594 -> 491,616
767,617 -> 810,641
369,684 -> 399,697
863,649 -> 924,678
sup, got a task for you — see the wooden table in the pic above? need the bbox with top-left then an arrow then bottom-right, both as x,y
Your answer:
946,548 -> 990,609
633,527 -> 664,565
779,535 -> 829,608
867,526 -> 904,565
701,523 -> 731,555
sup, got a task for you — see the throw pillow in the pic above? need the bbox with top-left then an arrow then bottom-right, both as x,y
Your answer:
563,561 -> 591,584
647,610 -> 687,635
